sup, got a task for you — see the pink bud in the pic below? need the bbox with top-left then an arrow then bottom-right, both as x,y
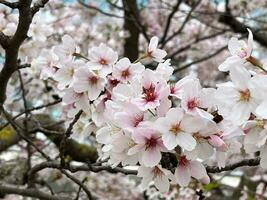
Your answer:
208,135 -> 225,148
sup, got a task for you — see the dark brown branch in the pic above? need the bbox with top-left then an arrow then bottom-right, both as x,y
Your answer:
161,0 -> 202,47
0,31 -> 10,49
28,161 -> 138,180
207,157 -> 260,173
0,0 -> 32,105
0,0 -> 49,105
0,98 -> 62,131
173,45 -> 227,73
28,157 -> 261,182
219,10 -> 267,48
0,0 -> 19,9
61,170 -> 94,200
122,0 -> 140,61
59,110 -> 83,166
0,184 -> 71,200
122,0 -> 150,42
0,106 -> 52,161
160,0 -> 182,45
168,30 -> 227,59
31,0 -> 49,15
77,0 -> 123,18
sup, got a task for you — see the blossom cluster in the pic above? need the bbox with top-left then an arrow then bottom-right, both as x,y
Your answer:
35,29 -> 267,193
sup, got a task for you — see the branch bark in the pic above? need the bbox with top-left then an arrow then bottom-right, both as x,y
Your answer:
219,11 -> 267,48
0,184 -> 71,200
0,114 -> 98,163
122,0 -> 140,61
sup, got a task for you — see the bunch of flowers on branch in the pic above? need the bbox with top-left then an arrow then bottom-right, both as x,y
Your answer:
35,29 -> 267,193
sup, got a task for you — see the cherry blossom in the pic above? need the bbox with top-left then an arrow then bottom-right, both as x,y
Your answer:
215,66 -> 261,125
88,43 -> 118,76
27,27 -> 267,194
175,156 -> 208,187
146,36 -> 167,62
137,165 -> 174,193
156,108 -> 204,151
113,57 -> 145,83
128,127 -> 166,167
73,66 -> 106,100
54,34 -> 77,61
218,29 -> 253,72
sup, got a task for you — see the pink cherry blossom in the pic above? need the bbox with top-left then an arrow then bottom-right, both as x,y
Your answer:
128,128 -> 166,167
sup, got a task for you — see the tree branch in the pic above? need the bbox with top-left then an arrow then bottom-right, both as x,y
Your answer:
161,0 -> 202,47
168,30 -> 227,59
207,157 -> 260,173
0,114 -> 98,163
122,0 -> 140,61
219,10 -> 267,48
0,184 -> 72,200
31,0 -> 49,16
0,0 -> 19,9
0,31 -> 10,49
59,110 -> 83,166
160,0 -> 183,45
173,45 -> 227,73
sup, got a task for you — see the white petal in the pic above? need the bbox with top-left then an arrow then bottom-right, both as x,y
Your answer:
176,132 -> 196,151
142,148 -> 161,167
175,165 -> 191,187
189,161 -> 207,180
180,115 -> 205,133
148,36 -> 158,51
154,176 -> 170,193
256,100 -> 267,119
162,133 -> 178,150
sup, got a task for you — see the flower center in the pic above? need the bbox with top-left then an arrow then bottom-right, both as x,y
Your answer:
187,99 -> 198,110
99,58 -> 108,65
143,84 -> 157,102
128,140 -> 136,148
109,77 -> 120,86
170,85 -> 176,94
89,76 -> 98,85
152,166 -> 163,178
145,136 -> 158,150
169,123 -> 181,135
239,89 -> 250,102
179,156 -> 189,167
121,68 -> 130,79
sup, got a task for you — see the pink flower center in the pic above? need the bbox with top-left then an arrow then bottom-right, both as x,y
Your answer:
170,85 -> 176,94
121,68 -> 130,79
145,136 -> 159,150
89,76 -> 98,85
109,77 -> 120,86
143,84 -> 157,102
179,156 -> 189,167
187,99 -> 199,110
